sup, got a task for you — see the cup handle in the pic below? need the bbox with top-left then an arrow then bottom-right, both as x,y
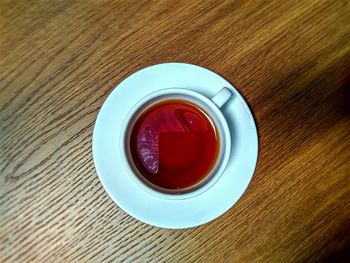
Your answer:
211,87 -> 233,108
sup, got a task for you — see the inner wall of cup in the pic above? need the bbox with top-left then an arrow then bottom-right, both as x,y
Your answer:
124,93 -> 227,195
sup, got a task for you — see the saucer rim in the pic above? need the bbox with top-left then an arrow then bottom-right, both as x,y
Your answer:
92,62 -> 258,229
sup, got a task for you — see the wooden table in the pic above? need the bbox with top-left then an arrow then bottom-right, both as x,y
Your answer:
1,0 -> 349,262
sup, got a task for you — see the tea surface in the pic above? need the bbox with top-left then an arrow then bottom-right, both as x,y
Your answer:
129,100 -> 220,190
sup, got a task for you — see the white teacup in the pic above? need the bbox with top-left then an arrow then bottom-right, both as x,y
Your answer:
120,87 -> 233,200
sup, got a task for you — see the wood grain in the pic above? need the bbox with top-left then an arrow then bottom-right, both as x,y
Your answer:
1,0 -> 349,262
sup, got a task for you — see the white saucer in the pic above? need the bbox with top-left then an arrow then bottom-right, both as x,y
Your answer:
93,63 -> 258,229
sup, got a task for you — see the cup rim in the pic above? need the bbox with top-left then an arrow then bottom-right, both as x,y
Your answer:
120,88 -> 231,200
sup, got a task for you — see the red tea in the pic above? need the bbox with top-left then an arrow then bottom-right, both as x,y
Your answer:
129,99 -> 220,190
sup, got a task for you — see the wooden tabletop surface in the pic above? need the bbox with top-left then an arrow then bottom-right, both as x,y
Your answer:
1,0 -> 349,262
